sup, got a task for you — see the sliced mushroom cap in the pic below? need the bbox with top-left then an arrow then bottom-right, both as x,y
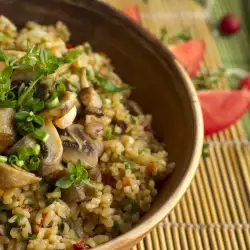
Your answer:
41,91 -> 77,120
0,108 -> 16,153
85,122 -> 104,139
0,163 -> 41,188
62,124 -> 103,167
126,100 -> 143,116
54,105 -> 77,129
79,87 -> 102,109
6,135 -> 36,155
62,182 -> 97,204
39,120 -> 63,177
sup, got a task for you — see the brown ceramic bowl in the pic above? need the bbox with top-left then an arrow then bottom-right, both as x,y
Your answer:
0,0 -> 203,249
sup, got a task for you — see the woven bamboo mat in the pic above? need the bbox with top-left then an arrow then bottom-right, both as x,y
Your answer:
101,0 -> 250,249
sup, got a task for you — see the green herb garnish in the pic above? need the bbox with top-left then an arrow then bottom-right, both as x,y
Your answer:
56,160 -> 89,189
104,127 -> 113,140
8,145 -> 41,171
193,68 -> 225,90
202,143 -> 209,158
32,128 -> 49,142
90,72 -> 130,93
120,153 -> 133,169
160,27 -> 167,42
130,116 -> 137,124
64,49 -> 82,62
167,28 -> 192,44
0,201 -> 6,211
28,234 -> 37,240
0,155 -> 7,163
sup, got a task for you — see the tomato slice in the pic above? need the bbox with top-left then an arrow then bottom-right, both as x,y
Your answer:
168,40 -> 205,77
198,90 -> 250,136
123,4 -> 140,23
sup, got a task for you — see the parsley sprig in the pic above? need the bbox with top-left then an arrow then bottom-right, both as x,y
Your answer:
56,160 -> 89,189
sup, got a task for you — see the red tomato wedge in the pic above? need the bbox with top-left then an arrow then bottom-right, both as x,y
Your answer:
198,90 -> 250,136
168,40 -> 205,77
123,4 -> 140,23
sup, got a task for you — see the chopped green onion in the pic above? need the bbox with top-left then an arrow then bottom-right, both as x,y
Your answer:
114,125 -> 122,135
104,127 -> 113,140
29,156 -> 40,171
8,155 -> 18,165
32,128 -> 49,142
33,144 -> 40,156
33,115 -> 44,126
125,162 -> 132,169
130,116 -> 137,125
0,155 -> 7,163
46,93 -> 59,108
17,146 -> 34,161
28,234 -> 37,240
16,160 -> 25,167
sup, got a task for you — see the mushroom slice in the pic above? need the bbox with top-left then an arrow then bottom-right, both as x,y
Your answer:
62,124 -> 102,167
0,163 -> 41,188
40,91 -> 77,120
79,87 -> 102,109
126,100 -> 143,116
0,108 -> 16,153
85,122 -> 104,139
62,182 -> 97,204
39,120 -> 63,177
6,135 -> 36,155
54,105 -> 77,129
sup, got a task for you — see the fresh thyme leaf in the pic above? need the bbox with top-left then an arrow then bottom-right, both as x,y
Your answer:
160,27 -> 167,42
56,160 -> 89,189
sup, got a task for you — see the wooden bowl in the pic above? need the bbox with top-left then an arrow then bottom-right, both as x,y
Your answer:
0,0 -> 204,249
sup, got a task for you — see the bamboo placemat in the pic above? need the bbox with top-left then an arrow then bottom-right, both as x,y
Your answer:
102,0 -> 250,249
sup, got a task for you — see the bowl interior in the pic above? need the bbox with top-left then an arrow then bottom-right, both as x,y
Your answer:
0,0 -> 203,248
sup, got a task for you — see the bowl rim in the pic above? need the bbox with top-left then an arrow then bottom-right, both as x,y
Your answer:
54,0 -> 204,248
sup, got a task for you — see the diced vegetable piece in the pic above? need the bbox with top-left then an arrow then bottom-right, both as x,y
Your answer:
123,4 -> 140,23
198,90 -> 250,136
168,40 -> 205,77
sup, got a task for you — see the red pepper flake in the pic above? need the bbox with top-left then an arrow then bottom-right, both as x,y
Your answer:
66,43 -> 73,49
73,241 -> 90,250
144,124 -> 152,132
22,205 -> 31,211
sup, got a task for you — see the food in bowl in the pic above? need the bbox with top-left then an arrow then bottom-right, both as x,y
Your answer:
0,16 -> 175,249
